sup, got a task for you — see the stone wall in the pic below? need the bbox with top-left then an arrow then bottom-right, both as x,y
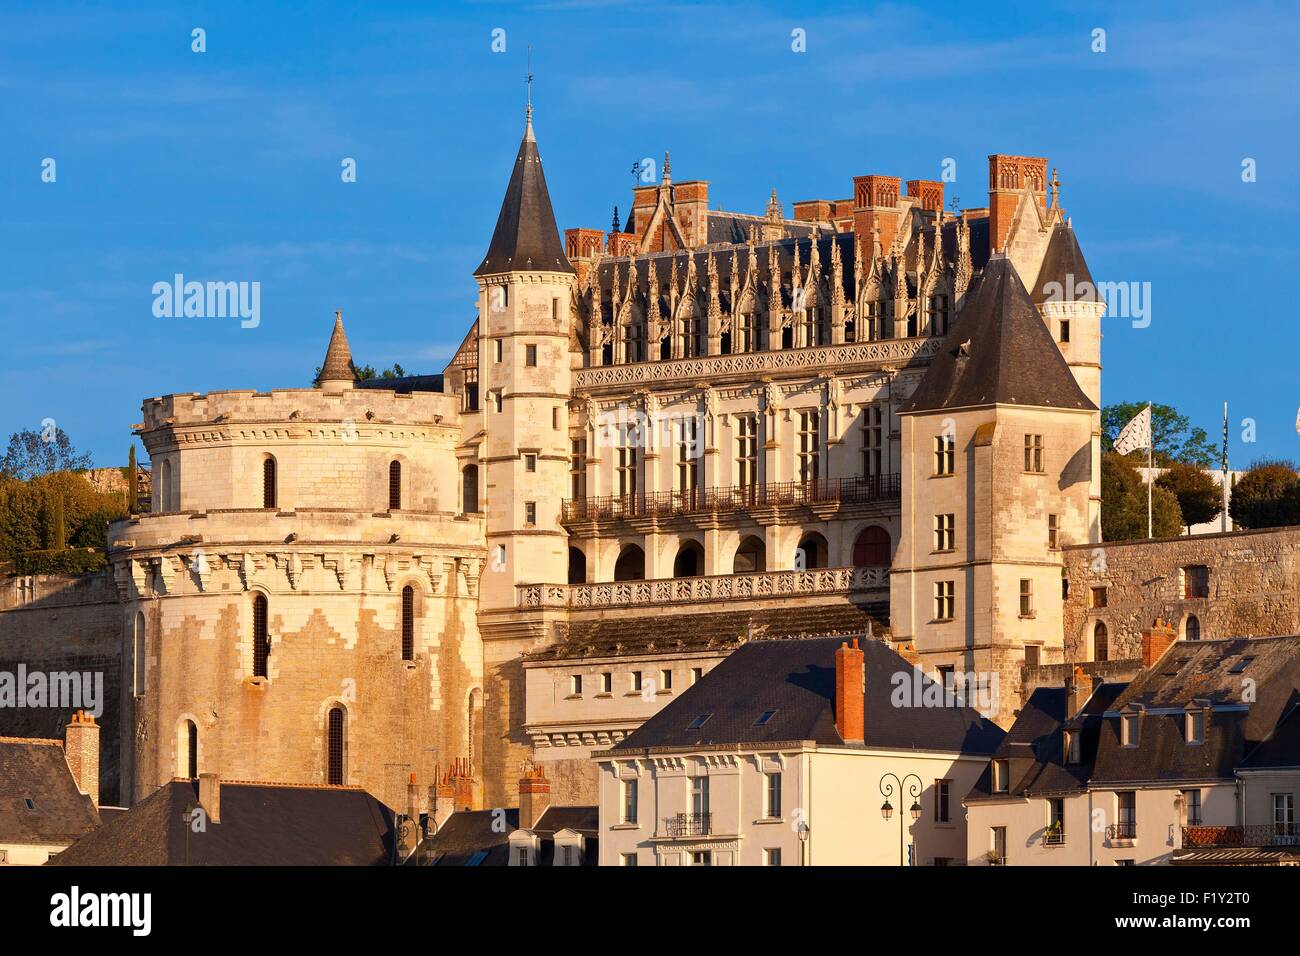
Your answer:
0,573 -> 124,805
1063,526 -> 1300,662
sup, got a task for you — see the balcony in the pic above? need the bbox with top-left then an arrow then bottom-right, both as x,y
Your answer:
1182,824 -> 1300,848
1105,822 -> 1137,843
517,565 -> 888,610
663,813 -> 712,838
562,474 -> 901,523
1042,827 -> 1066,846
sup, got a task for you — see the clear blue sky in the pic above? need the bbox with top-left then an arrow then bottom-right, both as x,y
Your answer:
2,0 -> 1297,467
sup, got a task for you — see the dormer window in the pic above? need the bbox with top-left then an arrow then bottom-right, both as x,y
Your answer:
991,759 -> 1009,793
1121,713 -> 1140,748
1064,730 -> 1081,764
1186,707 -> 1207,745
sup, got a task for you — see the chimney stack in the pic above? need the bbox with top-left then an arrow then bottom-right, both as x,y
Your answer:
518,759 -> 551,830
852,175 -> 902,255
198,772 -> 221,824
835,639 -> 866,744
1066,665 -> 1092,717
1141,618 -> 1178,668
987,154 -> 1048,252
64,710 -> 99,809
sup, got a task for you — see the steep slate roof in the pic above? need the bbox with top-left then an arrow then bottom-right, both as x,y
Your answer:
415,805 -> 598,866
355,374 -> 445,394
0,738 -> 100,848
966,682 -> 1127,801
1240,704 -> 1300,769
474,115 -> 573,276
610,636 -> 1003,755
1091,636 -> 1300,785
1031,223 -> 1095,305
49,779 -> 396,866
901,255 -> 1096,414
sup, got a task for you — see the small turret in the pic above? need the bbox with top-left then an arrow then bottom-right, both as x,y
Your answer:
318,311 -> 355,389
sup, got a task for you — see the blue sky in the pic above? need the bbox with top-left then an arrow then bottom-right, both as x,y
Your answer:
2,0 -> 1297,467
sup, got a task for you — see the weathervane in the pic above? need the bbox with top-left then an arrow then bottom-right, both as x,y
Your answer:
526,45 -> 533,123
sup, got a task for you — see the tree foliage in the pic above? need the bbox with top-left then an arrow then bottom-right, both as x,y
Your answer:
1101,452 -> 1184,540
0,471 -> 126,563
1156,461 -> 1222,532
1228,460 -> 1300,530
312,362 -> 411,385
1101,402 -> 1217,467
0,427 -> 94,480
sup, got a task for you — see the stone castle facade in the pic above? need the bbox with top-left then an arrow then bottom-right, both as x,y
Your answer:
8,108 -> 1266,815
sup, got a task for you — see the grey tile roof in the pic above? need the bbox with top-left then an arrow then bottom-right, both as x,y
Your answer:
474,119 -> 573,276
900,254 -> 1096,414
355,374 -> 445,394
609,636 -> 1004,755
48,780 -> 396,866
0,738 -> 99,847
1031,224 -> 1095,306
415,805 -> 598,866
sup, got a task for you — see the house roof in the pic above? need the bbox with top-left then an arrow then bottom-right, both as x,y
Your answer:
48,779 -> 396,866
317,314 -> 354,384
474,115 -> 573,276
415,805 -> 598,866
1091,636 -> 1300,786
0,738 -> 99,847
900,254 -> 1096,414
609,636 -> 1004,755
1031,223 -> 1096,306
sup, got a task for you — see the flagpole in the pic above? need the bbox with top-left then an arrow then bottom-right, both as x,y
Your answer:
1147,401 -> 1153,538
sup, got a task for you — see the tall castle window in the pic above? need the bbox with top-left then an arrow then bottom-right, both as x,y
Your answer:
738,309 -> 756,353
570,439 -> 587,500
389,460 -> 402,510
798,410 -> 820,483
933,581 -> 955,621
929,294 -> 950,336
676,418 -> 699,501
252,593 -> 270,678
934,434 -> 954,476
933,514 -> 955,552
1024,434 -> 1045,473
617,432 -> 638,499
179,719 -> 198,779
401,585 -> 415,661
133,612 -> 146,697
863,406 -> 883,477
327,706 -> 346,785
462,464 -> 479,513
736,415 -> 758,491
262,456 -> 277,509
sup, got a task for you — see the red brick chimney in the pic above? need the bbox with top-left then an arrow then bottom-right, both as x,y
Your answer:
835,639 -> 866,744
1066,665 -> 1092,717
852,175 -> 902,254
988,154 -> 1048,252
406,771 -> 421,821
1141,618 -> 1178,668
906,179 -> 945,214
518,759 -> 551,830
64,710 -> 99,809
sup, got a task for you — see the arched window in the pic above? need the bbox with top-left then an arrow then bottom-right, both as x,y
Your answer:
252,593 -> 270,678
1186,615 -> 1201,641
179,719 -> 198,778
326,706 -> 346,785
133,612 -> 146,696
463,465 -> 479,514
852,526 -> 891,567
401,585 -> 415,661
733,536 -> 766,574
567,547 -> 587,585
796,533 -> 828,569
614,544 -> 645,581
262,456 -> 277,509
1093,621 -> 1109,662
389,460 -> 402,510
673,541 -> 704,578
159,459 -> 172,512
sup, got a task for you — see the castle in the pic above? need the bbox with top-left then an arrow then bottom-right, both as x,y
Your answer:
2,109 -> 1129,814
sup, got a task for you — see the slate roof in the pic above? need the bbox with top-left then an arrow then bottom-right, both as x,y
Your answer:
1091,636 -> 1300,786
415,805 -> 598,866
49,779 -> 396,866
1240,704 -> 1300,769
609,636 -> 1004,755
0,738 -> 100,848
474,117 -> 573,276
901,255 -> 1096,414
1031,224 -> 1095,306
355,374 -> 445,394
965,681 -> 1127,802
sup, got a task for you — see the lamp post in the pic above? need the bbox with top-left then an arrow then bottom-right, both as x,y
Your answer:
879,772 -> 923,867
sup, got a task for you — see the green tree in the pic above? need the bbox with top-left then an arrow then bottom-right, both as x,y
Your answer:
1102,402 -> 1217,467
312,362 -> 410,385
1228,460 -> 1300,529
1156,462 -> 1222,532
0,427 -> 94,480
1101,452 -> 1184,540
127,445 -> 138,514
49,493 -> 66,550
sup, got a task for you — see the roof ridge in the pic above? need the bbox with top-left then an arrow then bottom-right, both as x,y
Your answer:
0,736 -> 63,747
169,776 -> 369,792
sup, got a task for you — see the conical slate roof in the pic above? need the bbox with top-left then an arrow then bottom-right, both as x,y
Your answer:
1032,223 -> 1096,305
901,255 -> 1096,414
318,312 -> 354,384
473,115 -> 573,276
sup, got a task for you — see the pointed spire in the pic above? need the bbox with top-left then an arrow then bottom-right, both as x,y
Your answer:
319,311 -> 354,387
612,205 -> 621,233
474,112 -> 573,276
663,151 -> 672,184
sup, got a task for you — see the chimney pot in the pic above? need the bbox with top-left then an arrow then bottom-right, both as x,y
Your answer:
1141,619 -> 1178,668
835,641 -> 866,744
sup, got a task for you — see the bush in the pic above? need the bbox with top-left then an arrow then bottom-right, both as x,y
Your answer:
1229,460 -> 1300,529
1156,462 -> 1222,531
14,548 -> 106,575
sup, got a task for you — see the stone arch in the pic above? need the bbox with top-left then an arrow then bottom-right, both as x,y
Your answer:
567,546 -> 588,584
1093,621 -> 1109,662
177,716 -> 199,779
733,535 -> 766,573
614,543 -> 645,581
262,453 -> 278,509
796,531 -> 829,569
673,539 -> 705,578
851,525 -> 892,566
1184,614 -> 1201,641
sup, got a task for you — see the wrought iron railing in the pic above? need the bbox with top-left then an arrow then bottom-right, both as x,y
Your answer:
562,474 -> 900,522
1106,822 -> 1137,841
664,813 -> 712,838
1182,823 -> 1300,848
1043,828 -> 1066,846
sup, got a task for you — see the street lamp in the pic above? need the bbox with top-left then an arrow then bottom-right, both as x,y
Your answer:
879,772 -> 923,866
